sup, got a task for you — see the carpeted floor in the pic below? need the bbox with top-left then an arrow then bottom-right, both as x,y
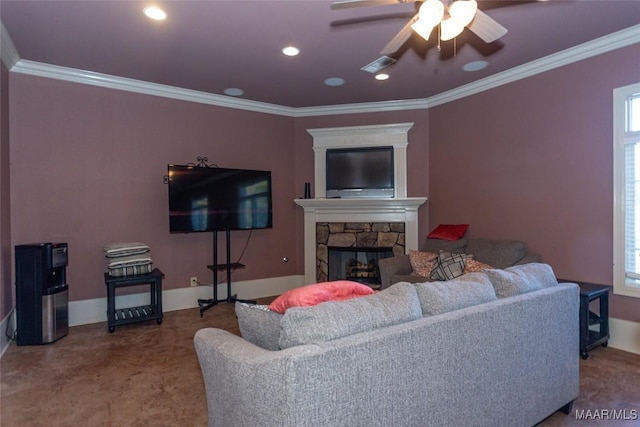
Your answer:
1,300 -> 639,426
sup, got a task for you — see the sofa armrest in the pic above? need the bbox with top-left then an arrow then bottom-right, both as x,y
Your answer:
378,254 -> 412,289
193,328 -> 317,427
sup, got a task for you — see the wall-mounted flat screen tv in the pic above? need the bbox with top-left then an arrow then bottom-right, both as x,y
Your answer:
168,165 -> 273,233
326,146 -> 394,198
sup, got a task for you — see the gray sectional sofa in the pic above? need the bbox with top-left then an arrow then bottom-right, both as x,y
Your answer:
194,263 -> 579,427
379,237 -> 541,288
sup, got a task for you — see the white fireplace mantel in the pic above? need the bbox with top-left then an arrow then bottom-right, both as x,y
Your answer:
297,123 -> 428,284
295,197 -> 427,284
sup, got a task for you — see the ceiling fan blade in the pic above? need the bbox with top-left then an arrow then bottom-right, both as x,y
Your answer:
380,13 -> 419,56
331,0 -> 404,10
467,9 -> 508,43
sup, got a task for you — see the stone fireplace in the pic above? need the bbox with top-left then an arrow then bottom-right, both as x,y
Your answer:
317,222 -> 405,286
295,122 -> 428,285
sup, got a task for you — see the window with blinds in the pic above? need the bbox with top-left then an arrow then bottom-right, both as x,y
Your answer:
614,83 -> 640,297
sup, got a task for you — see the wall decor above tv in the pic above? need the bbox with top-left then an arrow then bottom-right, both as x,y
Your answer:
167,164 -> 273,233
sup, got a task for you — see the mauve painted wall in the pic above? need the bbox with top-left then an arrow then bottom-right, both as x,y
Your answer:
8,75 -> 297,302
1,62 -> 11,321
429,44 -> 640,323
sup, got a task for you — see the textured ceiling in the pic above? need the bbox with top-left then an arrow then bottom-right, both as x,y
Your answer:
2,0 -> 639,108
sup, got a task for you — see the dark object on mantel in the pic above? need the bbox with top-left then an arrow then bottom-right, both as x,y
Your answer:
559,279 -> 612,360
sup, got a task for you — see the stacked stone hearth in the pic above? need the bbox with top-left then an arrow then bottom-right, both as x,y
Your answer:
316,222 -> 405,282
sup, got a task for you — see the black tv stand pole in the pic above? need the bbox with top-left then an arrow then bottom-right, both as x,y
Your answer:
198,229 -> 255,317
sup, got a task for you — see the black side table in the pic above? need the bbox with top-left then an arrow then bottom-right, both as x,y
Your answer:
566,281 -> 612,360
103,268 -> 164,333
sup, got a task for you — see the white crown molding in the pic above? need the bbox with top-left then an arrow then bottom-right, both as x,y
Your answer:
426,24 -> 640,108
7,24 -> 640,116
0,21 -> 20,69
10,59 -> 297,117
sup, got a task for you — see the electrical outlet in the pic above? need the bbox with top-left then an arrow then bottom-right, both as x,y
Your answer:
190,277 -> 198,287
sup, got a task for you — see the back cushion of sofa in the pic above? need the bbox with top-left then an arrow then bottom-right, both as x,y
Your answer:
235,302 -> 284,351
422,238 -> 468,254
465,238 -> 528,269
278,282 -> 422,349
485,263 -> 558,298
414,273 -> 497,316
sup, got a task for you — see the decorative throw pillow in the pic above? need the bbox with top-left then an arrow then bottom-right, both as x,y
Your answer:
429,251 -> 467,281
235,302 -> 283,351
409,250 -> 438,277
427,224 -> 469,241
463,256 -> 494,273
267,280 -> 375,314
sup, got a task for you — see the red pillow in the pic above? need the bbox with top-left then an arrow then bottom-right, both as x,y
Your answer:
268,280 -> 375,314
427,224 -> 469,241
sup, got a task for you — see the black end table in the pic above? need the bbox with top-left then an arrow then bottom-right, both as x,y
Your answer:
104,268 -> 164,333
561,280 -> 612,359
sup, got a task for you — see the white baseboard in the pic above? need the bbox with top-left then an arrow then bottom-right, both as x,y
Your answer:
68,274 -> 303,327
0,275 -> 302,356
609,317 -> 640,355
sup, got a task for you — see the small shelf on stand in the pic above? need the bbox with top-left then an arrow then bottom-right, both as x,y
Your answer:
198,230 -> 255,317
104,268 -> 164,333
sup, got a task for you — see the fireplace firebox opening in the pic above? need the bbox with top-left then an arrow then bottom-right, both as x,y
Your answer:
315,222 -> 405,286
328,247 -> 393,289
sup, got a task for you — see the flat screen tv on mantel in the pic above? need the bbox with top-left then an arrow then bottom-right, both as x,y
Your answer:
167,165 -> 273,233
326,146 -> 394,198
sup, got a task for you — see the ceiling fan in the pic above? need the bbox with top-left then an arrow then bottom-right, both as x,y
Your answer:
331,0 -> 508,71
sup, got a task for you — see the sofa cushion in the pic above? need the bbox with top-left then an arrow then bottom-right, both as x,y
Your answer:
268,280 -> 375,314
103,242 -> 150,258
465,238 -> 528,269
409,250 -> 438,277
484,263 -> 558,298
427,224 -> 469,241
278,282 -> 422,349
429,252 -> 467,281
414,272 -> 497,316
235,302 -> 283,351
422,238 -> 468,254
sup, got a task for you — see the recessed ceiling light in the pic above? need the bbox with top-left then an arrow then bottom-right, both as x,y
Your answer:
324,77 -> 345,87
143,6 -> 167,21
223,88 -> 244,97
462,60 -> 488,72
282,46 -> 300,57
375,73 -> 390,81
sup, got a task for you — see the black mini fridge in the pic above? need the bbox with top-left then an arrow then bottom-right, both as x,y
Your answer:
15,242 -> 69,345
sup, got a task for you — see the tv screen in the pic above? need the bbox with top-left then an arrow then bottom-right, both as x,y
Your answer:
168,165 -> 273,233
326,147 -> 394,198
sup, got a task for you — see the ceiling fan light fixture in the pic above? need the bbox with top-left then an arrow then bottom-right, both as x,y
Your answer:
411,19 -> 435,41
449,0 -> 478,28
412,0 -> 444,40
440,17 -> 465,41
